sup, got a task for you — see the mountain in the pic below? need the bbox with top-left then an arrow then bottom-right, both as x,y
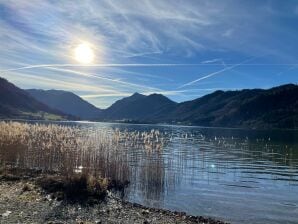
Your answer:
98,84 -> 298,129
99,92 -> 177,121
2,76 -> 297,129
27,89 -> 102,120
0,77 -> 69,120
164,84 -> 298,128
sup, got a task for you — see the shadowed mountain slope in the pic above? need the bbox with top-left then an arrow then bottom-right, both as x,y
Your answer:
0,77 -> 69,120
163,84 -> 298,128
99,92 -> 177,120
98,84 -> 298,129
27,89 -> 102,120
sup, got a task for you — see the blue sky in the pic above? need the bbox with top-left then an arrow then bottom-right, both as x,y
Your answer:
0,0 -> 298,108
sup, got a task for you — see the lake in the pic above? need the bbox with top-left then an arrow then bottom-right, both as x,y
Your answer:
26,121 -> 298,223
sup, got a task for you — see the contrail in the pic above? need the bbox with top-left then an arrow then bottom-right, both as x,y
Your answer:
1,61 -> 294,73
178,56 -> 261,89
47,67 -> 161,92
0,63 -> 203,72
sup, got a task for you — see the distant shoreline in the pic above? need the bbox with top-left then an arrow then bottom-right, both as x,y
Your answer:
1,118 -> 298,131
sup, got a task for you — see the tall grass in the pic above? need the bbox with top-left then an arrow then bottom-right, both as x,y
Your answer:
0,121 -> 167,184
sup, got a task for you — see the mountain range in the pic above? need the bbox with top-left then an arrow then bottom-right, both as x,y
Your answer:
96,85 -> 298,129
0,77 -> 297,128
0,77 -> 70,120
162,85 -> 298,128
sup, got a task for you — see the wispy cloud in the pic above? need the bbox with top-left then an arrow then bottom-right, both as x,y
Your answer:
201,59 -> 224,64
1,1 -> 298,107
0,0 -> 281,66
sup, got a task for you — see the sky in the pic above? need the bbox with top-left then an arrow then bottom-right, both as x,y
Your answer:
0,0 -> 298,108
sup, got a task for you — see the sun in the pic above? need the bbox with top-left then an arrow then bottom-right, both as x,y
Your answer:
74,42 -> 94,64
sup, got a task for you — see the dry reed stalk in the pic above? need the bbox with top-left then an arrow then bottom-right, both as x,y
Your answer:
0,121 -> 168,183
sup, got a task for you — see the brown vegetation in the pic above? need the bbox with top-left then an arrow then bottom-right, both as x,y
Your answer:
0,121 -> 167,202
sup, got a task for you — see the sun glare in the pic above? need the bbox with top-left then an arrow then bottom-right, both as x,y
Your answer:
74,42 -> 94,64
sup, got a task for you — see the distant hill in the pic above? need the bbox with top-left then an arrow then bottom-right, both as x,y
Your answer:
99,92 -> 177,120
0,77 -> 69,120
163,84 -> 298,129
1,76 -> 297,128
98,84 -> 298,129
27,89 -> 102,120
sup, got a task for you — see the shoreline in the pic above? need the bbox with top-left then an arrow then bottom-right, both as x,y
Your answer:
2,119 -> 298,131
0,174 -> 228,224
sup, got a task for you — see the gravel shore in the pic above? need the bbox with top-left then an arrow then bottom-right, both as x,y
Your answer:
0,178 -> 228,224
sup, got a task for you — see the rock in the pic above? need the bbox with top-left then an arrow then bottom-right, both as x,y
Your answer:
45,194 -> 52,201
142,209 -> 150,215
1,210 -> 12,217
0,178 -> 227,224
55,192 -> 64,201
22,183 -> 32,192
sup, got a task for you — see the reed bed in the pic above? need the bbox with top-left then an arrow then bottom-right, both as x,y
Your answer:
0,121 -> 168,184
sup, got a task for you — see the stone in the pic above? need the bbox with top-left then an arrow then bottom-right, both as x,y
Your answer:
1,210 -> 12,217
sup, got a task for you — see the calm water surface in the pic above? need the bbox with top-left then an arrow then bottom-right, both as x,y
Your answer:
38,121 -> 298,223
